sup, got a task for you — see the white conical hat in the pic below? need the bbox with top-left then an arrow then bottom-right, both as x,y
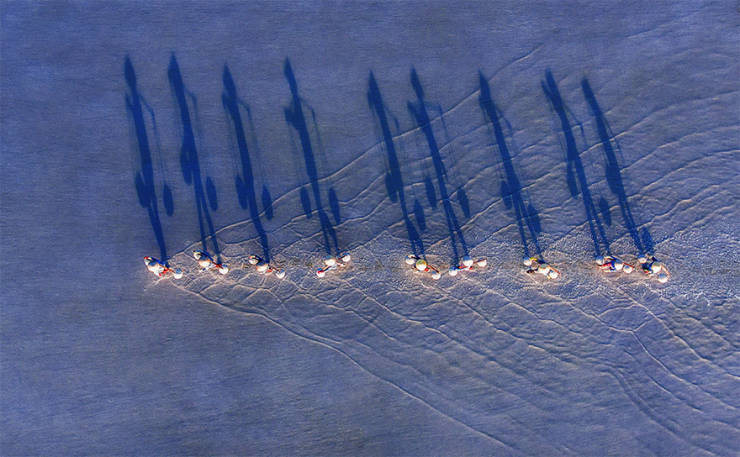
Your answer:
324,256 -> 337,267
405,255 -> 416,265
256,262 -> 269,273
462,255 -> 473,267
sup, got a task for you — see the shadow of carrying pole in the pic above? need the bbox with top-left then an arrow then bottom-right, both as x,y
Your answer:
168,55 -> 222,262
222,65 -> 271,262
125,56 -> 169,262
581,79 -> 649,256
367,72 -> 426,258
407,68 -> 468,264
542,70 -> 610,258
283,59 -> 340,256
478,72 -> 543,260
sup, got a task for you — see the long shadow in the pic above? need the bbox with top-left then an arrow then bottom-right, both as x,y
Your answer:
283,59 -> 340,256
367,72 -> 426,258
435,100 -> 471,219
167,55 -> 222,262
542,70 -> 610,258
478,72 -> 543,260
222,65 -> 271,261
407,68 -> 468,264
582,78 -> 649,255
125,56 -> 169,262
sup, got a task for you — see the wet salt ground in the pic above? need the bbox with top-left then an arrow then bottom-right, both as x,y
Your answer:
2,1 -> 738,455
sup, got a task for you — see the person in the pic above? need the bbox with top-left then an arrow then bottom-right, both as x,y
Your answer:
246,255 -> 286,279
523,256 -> 559,279
596,255 -> 623,273
596,255 -> 636,274
317,252 -> 351,277
638,255 -> 660,273
639,255 -> 669,283
145,256 -> 166,276
449,255 -> 487,276
193,251 -> 229,274
323,252 -> 351,267
406,255 -> 441,279
144,256 -> 183,279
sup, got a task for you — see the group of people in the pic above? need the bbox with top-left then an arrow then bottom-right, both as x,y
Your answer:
145,251 -> 232,278
146,251 -> 289,279
144,250 -> 327,280
405,254 -> 489,280
595,254 -> 669,283
523,257 -> 561,280
145,251 -> 669,283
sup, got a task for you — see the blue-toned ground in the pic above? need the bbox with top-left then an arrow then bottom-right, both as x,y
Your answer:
2,1 -> 738,455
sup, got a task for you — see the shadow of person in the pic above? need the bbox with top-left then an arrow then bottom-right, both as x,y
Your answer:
283,58 -> 340,256
368,71 -> 426,258
222,65 -> 272,261
542,70 -> 610,258
125,56 -> 169,262
582,78 -> 649,256
479,71 -> 544,261
168,54 -> 222,262
407,68 -> 468,265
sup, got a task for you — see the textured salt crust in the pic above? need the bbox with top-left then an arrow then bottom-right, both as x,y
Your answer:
3,1 -> 738,455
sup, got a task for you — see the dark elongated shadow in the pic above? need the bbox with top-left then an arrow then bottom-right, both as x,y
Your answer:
367,72 -> 426,258
407,68 -> 468,264
641,228 -> 654,255
283,59 -> 340,256
133,80 -> 175,218
328,188 -> 340,226
125,56 -> 169,262
222,65 -> 271,261
582,78 -> 649,256
423,175 -> 437,209
153,128 -> 175,218
542,70 -> 610,258
434,101 -> 471,219
479,72 -> 543,260
168,55 -> 222,262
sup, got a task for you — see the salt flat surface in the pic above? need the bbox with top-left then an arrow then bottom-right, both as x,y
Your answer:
2,1 -> 738,455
